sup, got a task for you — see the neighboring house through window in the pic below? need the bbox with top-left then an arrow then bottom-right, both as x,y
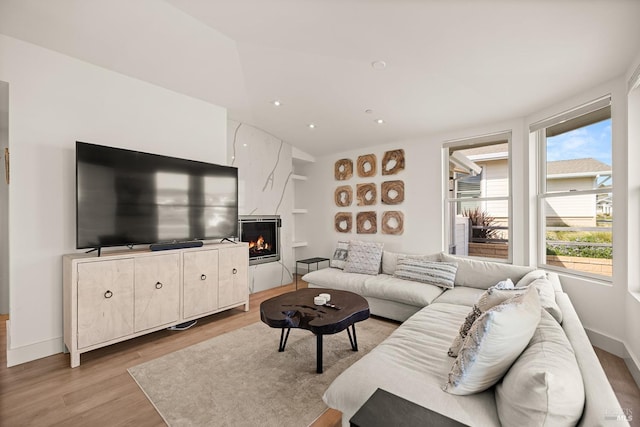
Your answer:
531,96 -> 613,279
445,132 -> 511,261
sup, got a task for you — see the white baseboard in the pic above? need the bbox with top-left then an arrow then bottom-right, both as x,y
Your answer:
585,328 -> 627,358
5,320 -> 65,367
586,327 -> 640,388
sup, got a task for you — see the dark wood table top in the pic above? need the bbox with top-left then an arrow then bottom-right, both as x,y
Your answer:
260,288 -> 370,335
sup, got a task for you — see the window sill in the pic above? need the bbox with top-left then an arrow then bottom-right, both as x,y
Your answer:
539,263 -> 613,286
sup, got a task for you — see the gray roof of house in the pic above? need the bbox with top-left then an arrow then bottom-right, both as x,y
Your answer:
547,158 -> 611,175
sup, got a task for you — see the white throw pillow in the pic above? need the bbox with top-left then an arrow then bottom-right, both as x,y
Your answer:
393,259 -> 457,289
382,251 -> 440,275
448,282 -> 525,357
495,310 -> 584,426
330,241 -> 349,269
449,276 -> 563,357
443,286 -> 541,395
343,240 -> 384,275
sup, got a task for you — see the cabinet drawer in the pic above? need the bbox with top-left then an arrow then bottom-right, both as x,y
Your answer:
77,259 -> 134,348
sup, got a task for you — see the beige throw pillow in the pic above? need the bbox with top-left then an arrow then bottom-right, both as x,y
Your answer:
495,310 -> 584,425
443,286 -> 541,395
393,259 -> 457,289
448,276 -> 562,358
343,240 -> 384,275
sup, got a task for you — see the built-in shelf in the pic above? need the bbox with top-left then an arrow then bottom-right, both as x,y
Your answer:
292,241 -> 308,248
291,174 -> 308,181
292,209 -> 308,214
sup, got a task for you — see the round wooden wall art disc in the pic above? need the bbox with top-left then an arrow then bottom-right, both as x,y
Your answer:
382,149 -> 405,175
382,211 -> 404,235
334,212 -> 353,233
357,154 -> 377,177
334,158 -> 353,180
334,185 -> 353,207
381,180 -> 405,205
356,211 -> 377,234
356,183 -> 377,206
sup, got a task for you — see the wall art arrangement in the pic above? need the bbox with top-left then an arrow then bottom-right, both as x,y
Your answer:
334,149 -> 405,235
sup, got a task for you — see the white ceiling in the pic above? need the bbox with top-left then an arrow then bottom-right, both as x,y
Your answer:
1,0 -> 639,156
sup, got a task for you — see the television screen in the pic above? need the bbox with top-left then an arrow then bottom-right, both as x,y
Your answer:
76,141 -> 238,249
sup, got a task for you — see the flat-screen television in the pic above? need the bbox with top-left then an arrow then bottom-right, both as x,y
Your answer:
76,141 -> 238,250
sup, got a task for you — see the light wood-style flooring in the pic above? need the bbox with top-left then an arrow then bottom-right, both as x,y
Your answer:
0,278 -> 638,426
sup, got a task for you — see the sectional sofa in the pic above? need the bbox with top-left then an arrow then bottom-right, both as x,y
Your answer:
303,249 -> 628,427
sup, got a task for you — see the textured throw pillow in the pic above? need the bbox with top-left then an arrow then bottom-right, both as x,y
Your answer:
495,310 -> 584,426
443,286 -> 541,395
448,282 -> 523,357
343,240 -> 384,275
382,251 -> 440,275
393,259 -> 457,289
330,241 -> 349,269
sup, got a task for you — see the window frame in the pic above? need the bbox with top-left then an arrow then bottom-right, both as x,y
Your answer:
443,131 -> 513,263
533,95 -> 613,282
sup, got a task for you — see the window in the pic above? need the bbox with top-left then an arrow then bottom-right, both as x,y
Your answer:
532,96 -> 612,279
445,133 -> 511,261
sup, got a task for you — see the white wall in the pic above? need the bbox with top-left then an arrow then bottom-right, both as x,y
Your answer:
625,54 -> 640,383
0,35 -> 227,366
227,120 -> 295,292
300,119 -> 526,263
0,81 -> 8,314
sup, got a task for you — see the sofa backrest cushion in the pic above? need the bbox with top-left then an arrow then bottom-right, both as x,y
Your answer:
443,286 -> 541,395
440,253 -> 533,289
495,309 -> 584,426
344,240 -> 384,275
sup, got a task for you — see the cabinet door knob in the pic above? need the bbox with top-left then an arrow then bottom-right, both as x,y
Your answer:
232,268 -> 237,274
155,281 -> 163,289
104,290 -> 113,299
201,274 -> 207,280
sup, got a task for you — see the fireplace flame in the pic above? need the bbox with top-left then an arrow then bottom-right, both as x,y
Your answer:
249,235 -> 270,252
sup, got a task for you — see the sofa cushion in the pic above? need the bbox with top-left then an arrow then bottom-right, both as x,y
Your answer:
443,287 -> 541,395
433,287 -> 484,307
323,303 -> 501,426
495,310 -> 584,426
440,253 -> 533,289
330,240 -> 349,269
381,251 -> 440,275
302,267 -> 370,295
393,259 -> 457,289
362,274 -> 444,307
344,240 -> 384,275
515,269 -> 546,288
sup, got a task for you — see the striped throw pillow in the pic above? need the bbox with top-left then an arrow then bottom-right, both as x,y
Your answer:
393,259 -> 458,289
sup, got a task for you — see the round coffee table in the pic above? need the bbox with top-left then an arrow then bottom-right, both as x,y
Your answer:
260,288 -> 370,373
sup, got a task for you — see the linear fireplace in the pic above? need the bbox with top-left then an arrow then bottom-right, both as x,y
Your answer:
238,215 -> 281,265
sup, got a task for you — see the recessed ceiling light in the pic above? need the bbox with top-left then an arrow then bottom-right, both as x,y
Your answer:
375,119 -> 385,124
308,123 -> 316,129
371,60 -> 387,70
272,100 -> 282,107
243,143 -> 248,147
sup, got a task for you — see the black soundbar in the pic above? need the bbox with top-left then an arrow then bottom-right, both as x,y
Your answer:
149,241 -> 204,251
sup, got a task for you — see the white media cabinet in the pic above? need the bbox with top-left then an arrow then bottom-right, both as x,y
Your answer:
63,242 -> 249,367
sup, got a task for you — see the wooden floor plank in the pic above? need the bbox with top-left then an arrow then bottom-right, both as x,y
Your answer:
1,279 -> 636,427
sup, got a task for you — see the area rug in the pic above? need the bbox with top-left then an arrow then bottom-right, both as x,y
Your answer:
128,318 -> 397,427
